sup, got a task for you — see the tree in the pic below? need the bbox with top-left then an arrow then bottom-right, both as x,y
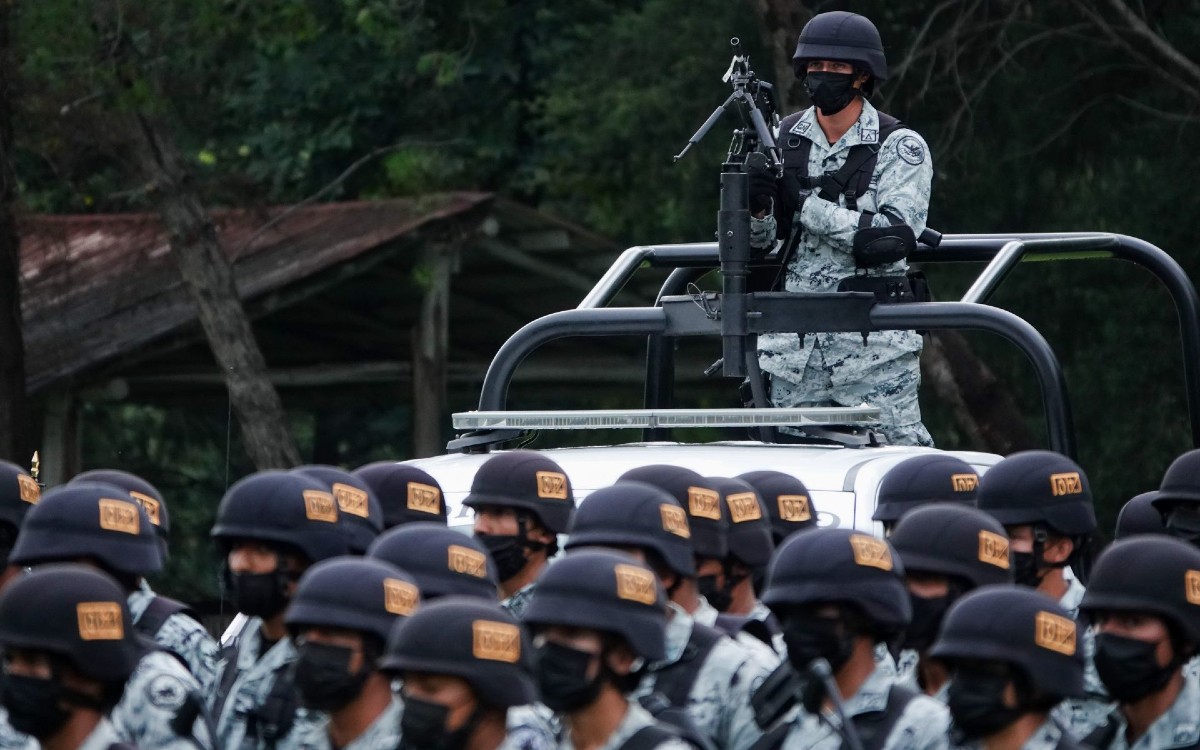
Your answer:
0,0 -> 27,464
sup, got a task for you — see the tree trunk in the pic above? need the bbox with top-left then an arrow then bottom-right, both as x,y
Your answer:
411,243 -> 455,458
749,0 -> 812,112
130,113 -> 301,470
0,0 -> 27,464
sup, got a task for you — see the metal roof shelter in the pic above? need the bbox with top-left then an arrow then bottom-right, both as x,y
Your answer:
18,193 -> 682,481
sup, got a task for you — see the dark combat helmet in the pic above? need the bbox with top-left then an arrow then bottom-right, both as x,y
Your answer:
286,557 -> 421,644
71,469 -> 170,553
792,11 -> 887,90
736,470 -> 818,544
564,481 -> 695,578
523,549 -> 668,661
353,462 -> 447,527
368,523 -> 499,601
1114,491 -> 1165,539
620,466 -> 727,561
10,483 -> 162,578
462,451 -> 576,534
294,465 -> 385,554
211,470 -> 349,564
381,597 -> 536,708
873,455 -> 979,527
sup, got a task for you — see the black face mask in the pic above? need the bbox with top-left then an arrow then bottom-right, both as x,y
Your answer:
1011,551 -> 1044,588
901,594 -> 953,653
780,614 -> 856,675
1,675 -> 72,739
1165,506 -> 1200,544
1094,632 -> 1178,703
401,694 -> 481,750
533,641 -> 603,713
946,670 -> 1023,741
474,533 -> 528,583
698,574 -> 732,613
805,71 -> 859,116
293,641 -> 370,711
228,569 -> 291,618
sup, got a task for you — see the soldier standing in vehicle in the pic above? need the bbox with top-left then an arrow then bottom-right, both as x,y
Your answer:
285,557 -> 419,750
1076,535 -> 1200,749
210,471 -> 351,750
0,565 -> 146,750
68,469 -> 220,693
464,451 -> 576,618
930,586 -> 1084,750
522,550 -> 694,750
564,481 -> 776,750
9,483 -> 213,750
751,11 -> 934,447
759,528 -> 949,750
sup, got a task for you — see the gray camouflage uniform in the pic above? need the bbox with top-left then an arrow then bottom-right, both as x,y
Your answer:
749,600 -> 786,655
558,703 -> 690,750
113,649 -> 214,750
1052,576 -> 1113,740
507,704 -> 559,750
694,598 -> 783,666
1084,668 -> 1200,749
213,617 -> 322,750
780,662 -> 949,750
294,695 -> 401,750
129,580 -> 220,695
0,708 -> 33,750
633,603 -> 775,750
78,719 -> 128,750
756,99 -> 933,447
502,582 -> 537,619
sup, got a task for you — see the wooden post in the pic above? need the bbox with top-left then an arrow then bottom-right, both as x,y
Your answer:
411,243 -> 457,458
39,389 -> 78,487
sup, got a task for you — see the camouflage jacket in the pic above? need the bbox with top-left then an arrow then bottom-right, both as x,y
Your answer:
507,703 -> 559,750
1086,669 -> 1200,749
693,598 -> 782,667
112,649 -> 213,750
757,99 -> 931,389
1053,577 -> 1113,740
213,618 -> 322,750
502,583 -> 537,620
781,662 -> 949,750
129,581 -> 220,695
633,603 -> 775,750
294,694 -> 402,750
79,719 -> 129,750
558,703 -> 691,750
0,708 -> 33,750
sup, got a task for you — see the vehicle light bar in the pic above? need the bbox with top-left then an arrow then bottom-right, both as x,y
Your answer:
452,407 -> 881,431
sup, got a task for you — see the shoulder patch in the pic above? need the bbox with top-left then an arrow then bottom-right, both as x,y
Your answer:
849,534 -> 893,571
407,482 -> 442,515
727,492 -> 763,523
16,475 -> 39,504
98,498 -> 140,535
145,673 -> 189,710
790,119 -> 811,136
778,495 -> 811,522
861,127 -> 878,144
896,135 -> 926,166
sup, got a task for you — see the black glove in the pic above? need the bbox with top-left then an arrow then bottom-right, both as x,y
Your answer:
747,171 -> 778,215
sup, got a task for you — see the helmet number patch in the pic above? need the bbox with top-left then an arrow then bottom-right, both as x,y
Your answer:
849,535 -> 893,571
727,493 -> 763,524
1034,611 -> 1076,656
977,530 -> 1010,569
383,578 -> 419,616
779,495 -> 811,522
1187,570 -> 1200,605
448,545 -> 488,578
536,472 -> 569,500
98,498 -> 140,535
659,505 -> 691,538
130,492 -> 161,526
687,487 -> 721,520
1049,472 -> 1082,496
407,483 -> 442,514
333,484 -> 369,518
614,563 -> 657,605
16,475 -> 39,504
303,490 -> 338,523
951,474 -> 979,493
77,601 -> 124,640
472,620 -> 520,663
